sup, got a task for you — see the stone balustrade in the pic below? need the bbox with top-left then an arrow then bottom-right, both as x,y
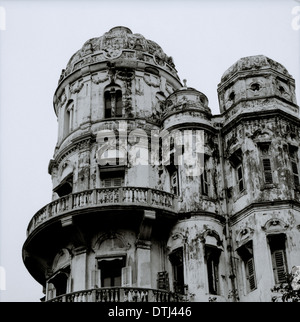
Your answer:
48,287 -> 183,302
27,187 -> 177,236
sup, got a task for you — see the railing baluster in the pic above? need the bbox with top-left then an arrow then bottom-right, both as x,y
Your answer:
28,187 -> 177,236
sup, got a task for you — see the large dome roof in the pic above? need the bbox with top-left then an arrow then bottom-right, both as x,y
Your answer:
59,26 -> 178,83
220,55 -> 292,83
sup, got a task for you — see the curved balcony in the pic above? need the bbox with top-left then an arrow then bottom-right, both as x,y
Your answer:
27,187 -> 178,236
48,287 -> 184,302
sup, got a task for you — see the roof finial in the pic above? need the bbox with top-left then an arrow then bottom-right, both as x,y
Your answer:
183,79 -> 187,88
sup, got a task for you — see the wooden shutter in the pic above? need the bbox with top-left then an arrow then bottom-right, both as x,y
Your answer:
113,177 -> 122,187
91,269 -> 101,288
104,178 -> 111,187
47,283 -> 54,300
237,165 -> 244,192
262,158 -> 273,184
246,257 -> 256,291
121,266 -> 132,287
157,271 -> 169,291
292,161 -> 299,186
272,250 -> 287,284
103,177 -> 122,187
170,172 -> 178,195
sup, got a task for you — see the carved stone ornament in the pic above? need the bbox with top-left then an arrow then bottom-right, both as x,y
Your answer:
70,79 -> 84,94
143,74 -> 161,88
199,227 -> 223,248
92,72 -> 109,85
235,227 -> 254,248
167,231 -> 186,250
261,218 -> 289,233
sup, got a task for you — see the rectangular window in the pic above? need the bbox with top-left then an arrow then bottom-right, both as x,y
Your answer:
260,144 -> 273,185
269,234 -> 288,284
237,241 -> 257,293
115,90 -> 123,117
98,257 -> 125,288
205,246 -> 220,295
228,148 -> 244,194
169,247 -> 185,294
103,177 -> 123,188
104,91 -> 112,118
171,171 -> 179,195
262,158 -> 273,184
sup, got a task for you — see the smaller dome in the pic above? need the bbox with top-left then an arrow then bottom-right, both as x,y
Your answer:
221,55 -> 292,83
165,87 -> 211,115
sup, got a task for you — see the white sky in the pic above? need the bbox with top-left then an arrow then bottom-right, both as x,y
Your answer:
0,0 -> 299,302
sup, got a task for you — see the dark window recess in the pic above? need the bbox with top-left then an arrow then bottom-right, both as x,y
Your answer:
115,90 -> 123,117
229,91 -> 235,101
169,248 -> 185,294
53,174 -> 73,197
104,91 -> 112,118
237,241 -> 257,292
100,167 -> 125,187
292,161 -> 299,186
48,267 -> 70,297
104,88 -> 123,118
98,258 -> 125,287
269,234 -> 288,284
205,246 -> 220,295
262,158 -> 273,184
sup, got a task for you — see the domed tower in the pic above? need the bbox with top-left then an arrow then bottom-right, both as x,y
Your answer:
218,55 -> 300,301
22,28 -> 300,303
22,26 -> 196,302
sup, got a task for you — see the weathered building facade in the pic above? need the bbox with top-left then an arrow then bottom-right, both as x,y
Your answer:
22,27 -> 300,302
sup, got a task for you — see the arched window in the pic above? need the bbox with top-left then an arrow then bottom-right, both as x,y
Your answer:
63,100 -> 73,137
104,86 -> 123,118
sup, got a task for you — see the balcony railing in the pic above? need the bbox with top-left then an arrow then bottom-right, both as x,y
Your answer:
27,187 -> 177,236
48,287 -> 184,302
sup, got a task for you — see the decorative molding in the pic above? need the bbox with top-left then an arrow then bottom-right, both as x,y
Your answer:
199,226 -> 223,248
61,215 -> 73,227
235,226 -> 254,248
144,74 -> 160,87
261,218 -> 289,234
91,72 -> 109,84
70,79 -> 84,94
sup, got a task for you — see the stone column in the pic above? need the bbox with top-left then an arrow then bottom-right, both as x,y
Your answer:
71,247 -> 88,292
136,210 -> 155,288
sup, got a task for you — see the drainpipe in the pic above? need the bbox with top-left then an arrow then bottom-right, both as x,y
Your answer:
217,127 -> 239,302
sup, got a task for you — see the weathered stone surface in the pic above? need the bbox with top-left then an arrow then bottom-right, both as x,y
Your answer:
23,27 -> 300,303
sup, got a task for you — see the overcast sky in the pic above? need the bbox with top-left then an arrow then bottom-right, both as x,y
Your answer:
0,0 -> 299,302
